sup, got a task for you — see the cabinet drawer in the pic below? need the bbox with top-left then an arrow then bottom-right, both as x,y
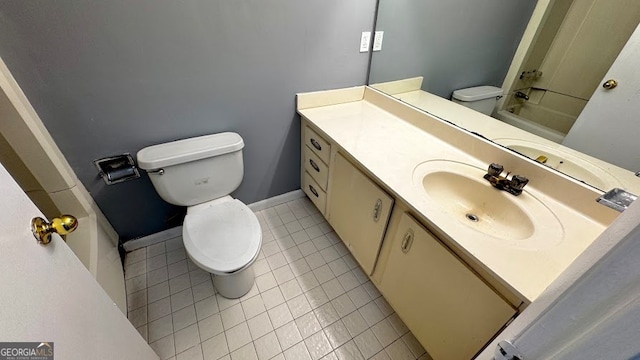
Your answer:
302,170 -> 326,214
303,146 -> 329,190
304,126 -> 331,164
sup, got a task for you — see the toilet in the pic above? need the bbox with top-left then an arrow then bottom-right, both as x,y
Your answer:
451,85 -> 504,115
137,132 -> 262,298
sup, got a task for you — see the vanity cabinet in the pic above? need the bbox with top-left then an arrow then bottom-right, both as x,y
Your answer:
378,212 -> 516,360
327,153 -> 394,274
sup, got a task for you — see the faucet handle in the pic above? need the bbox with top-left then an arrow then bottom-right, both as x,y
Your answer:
487,163 -> 504,177
510,175 -> 529,190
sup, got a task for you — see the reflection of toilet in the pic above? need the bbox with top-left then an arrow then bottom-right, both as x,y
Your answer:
137,132 -> 261,298
451,86 -> 503,115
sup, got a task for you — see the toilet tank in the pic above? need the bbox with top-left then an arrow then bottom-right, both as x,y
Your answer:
451,86 -> 503,115
137,132 -> 245,206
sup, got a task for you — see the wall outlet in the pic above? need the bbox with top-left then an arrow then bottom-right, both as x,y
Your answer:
360,32 -> 371,53
373,31 -> 384,51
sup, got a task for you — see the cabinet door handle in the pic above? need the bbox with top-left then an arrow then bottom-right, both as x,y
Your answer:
401,230 -> 414,254
309,159 -> 320,172
308,184 -> 319,198
310,138 -> 322,151
372,199 -> 383,222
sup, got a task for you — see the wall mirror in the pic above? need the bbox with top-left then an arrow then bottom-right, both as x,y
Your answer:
368,0 -> 640,192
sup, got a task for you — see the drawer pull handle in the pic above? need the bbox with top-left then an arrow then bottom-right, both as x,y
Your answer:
373,199 -> 383,222
309,159 -> 320,172
401,230 -> 414,254
310,138 -> 322,151
309,184 -> 319,197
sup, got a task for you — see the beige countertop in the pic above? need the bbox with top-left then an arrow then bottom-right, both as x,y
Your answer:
297,85 -> 618,303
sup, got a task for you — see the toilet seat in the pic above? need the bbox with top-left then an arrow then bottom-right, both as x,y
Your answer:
183,198 -> 262,275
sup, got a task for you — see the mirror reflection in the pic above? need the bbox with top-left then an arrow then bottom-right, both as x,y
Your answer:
369,0 -> 640,192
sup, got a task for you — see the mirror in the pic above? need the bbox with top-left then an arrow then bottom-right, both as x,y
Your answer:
368,0 -> 640,192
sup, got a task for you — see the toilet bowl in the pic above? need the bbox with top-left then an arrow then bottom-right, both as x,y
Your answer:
137,132 -> 262,298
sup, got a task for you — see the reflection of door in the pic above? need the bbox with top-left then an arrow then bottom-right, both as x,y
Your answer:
0,164 -> 157,359
538,0 -> 640,101
563,23 -> 640,172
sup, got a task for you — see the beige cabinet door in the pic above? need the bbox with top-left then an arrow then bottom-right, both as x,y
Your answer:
379,212 -> 515,360
328,153 -> 393,274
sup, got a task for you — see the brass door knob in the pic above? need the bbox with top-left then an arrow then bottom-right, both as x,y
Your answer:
602,79 -> 618,90
31,215 -> 78,245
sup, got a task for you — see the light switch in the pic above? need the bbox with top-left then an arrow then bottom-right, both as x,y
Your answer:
360,32 -> 371,53
373,31 -> 384,51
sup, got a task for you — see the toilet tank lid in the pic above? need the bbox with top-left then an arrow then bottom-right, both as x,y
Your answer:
137,132 -> 244,170
452,86 -> 503,102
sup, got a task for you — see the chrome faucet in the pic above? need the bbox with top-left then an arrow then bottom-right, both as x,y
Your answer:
514,91 -> 529,101
484,163 -> 529,196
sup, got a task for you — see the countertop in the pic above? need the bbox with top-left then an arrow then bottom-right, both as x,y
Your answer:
297,86 -> 618,303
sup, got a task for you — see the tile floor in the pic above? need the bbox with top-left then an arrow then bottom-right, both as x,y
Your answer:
124,197 -> 432,360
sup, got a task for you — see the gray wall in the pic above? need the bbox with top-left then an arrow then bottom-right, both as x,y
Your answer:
369,0 -> 537,98
0,0 -> 376,240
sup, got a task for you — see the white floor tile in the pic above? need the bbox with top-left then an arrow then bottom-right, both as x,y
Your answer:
371,318 -> 399,348
150,333 -> 175,360
202,333 -> 228,360
149,297 -> 172,322
226,322 -> 252,352
295,312 -> 321,339
287,294 -> 312,319
230,342 -> 258,360
335,341 -> 364,360
198,313 -> 223,342
241,294 -> 267,320
354,329 -> 382,359
171,288 -> 195,312
254,331 -> 282,360
280,279 -> 303,300
385,338 -> 414,360
176,344 -> 203,360
169,260 -> 189,279
222,303 -> 246,330
193,280 -> 215,303
283,341 -> 311,360
247,312 -> 273,340
125,198 -> 428,360
195,296 -> 220,321
170,273 -> 192,294
174,323 -> 201,354
261,287 -> 285,310
149,314 -> 174,343
267,303 -> 293,329
275,321 -> 303,351
173,305 -> 197,331
324,320 -> 351,349
148,281 -> 171,303
305,331 -> 332,360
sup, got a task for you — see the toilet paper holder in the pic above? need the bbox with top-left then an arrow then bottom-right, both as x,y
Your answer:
94,153 -> 140,185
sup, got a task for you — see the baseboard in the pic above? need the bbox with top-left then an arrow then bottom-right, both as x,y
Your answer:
123,189 -> 306,252
123,226 -> 182,252
247,189 -> 305,212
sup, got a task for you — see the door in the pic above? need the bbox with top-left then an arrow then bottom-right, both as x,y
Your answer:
379,213 -> 515,360
327,153 -> 394,274
562,22 -> 640,172
0,163 -> 158,360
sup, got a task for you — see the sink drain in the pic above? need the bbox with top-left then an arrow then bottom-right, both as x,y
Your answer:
465,213 -> 479,222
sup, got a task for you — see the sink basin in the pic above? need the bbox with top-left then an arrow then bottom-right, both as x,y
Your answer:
413,160 -> 564,249
493,138 -> 619,190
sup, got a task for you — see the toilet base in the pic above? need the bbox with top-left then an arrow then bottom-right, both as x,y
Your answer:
213,264 -> 255,299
